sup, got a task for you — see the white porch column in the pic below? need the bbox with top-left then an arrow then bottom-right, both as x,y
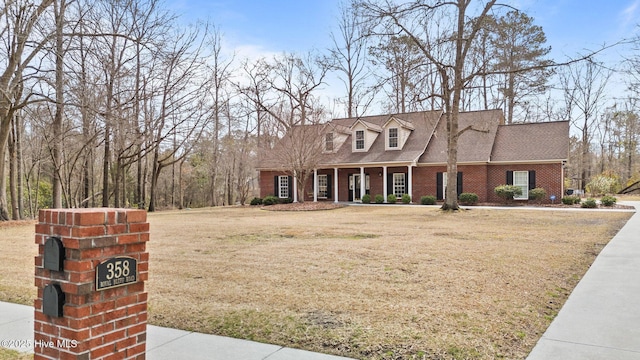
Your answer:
360,167 -> 365,200
383,166 -> 388,203
408,165 -> 413,203
334,168 -> 339,203
313,169 -> 318,202
293,171 -> 298,203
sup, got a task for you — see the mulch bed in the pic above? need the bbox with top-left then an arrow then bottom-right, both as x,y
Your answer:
262,201 -> 635,211
261,202 -> 346,211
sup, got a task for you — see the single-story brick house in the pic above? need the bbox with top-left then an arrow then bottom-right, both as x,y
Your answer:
257,109 -> 569,204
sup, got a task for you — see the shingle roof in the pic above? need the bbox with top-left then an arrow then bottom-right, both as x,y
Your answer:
490,121 -> 569,162
418,109 -> 503,164
257,110 -> 569,170
321,110 -> 442,166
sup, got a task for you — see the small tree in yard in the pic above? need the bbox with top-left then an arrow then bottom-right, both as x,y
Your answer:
494,185 -> 522,204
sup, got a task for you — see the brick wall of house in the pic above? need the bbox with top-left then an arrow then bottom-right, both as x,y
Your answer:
486,163 -> 563,203
413,165 -> 489,202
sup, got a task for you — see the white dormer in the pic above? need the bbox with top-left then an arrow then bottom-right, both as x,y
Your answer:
350,119 -> 382,152
323,124 -> 350,153
383,117 -> 414,151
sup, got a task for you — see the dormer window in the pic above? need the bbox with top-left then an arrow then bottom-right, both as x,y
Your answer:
388,128 -> 398,148
355,130 -> 365,150
325,133 -> 334,151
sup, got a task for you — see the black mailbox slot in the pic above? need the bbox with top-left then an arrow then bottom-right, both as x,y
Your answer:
43,283 -> 64,317
44,236 -> 65,272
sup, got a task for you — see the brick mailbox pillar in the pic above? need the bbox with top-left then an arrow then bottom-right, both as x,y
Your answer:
34,208 -> 149,359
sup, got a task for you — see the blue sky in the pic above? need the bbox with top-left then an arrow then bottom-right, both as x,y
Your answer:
168,0 -> 639,62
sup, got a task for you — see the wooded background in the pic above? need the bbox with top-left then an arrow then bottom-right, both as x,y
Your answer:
1,0 -> 638,220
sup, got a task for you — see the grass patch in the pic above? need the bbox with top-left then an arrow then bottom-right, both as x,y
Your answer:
0,349 -> 32,360
0,206 -> 633,359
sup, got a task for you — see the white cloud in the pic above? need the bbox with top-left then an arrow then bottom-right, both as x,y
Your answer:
620,0 -> 640,30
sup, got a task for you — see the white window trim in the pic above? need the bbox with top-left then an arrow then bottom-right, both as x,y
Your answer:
278,176 -> 289,199
513,171 -> 529,200
388,127 -> 399,150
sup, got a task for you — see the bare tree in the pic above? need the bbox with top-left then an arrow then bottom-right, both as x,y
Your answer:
358,0 -> 499,210
147,25 -> 210,212
330,0 -> 373,117
560,59 -> 611,190
0,0 -> 54,220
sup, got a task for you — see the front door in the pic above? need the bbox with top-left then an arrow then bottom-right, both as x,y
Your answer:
349,174 -> 370,202
351,174 -> 361,201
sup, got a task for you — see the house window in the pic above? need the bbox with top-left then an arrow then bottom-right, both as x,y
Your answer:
278,176 -> 289,199
441,172 -> 447,200
393,173 -> 405,197
355,130 -> 364,150
388,128 -> 398,148
325,133 -> 333,152
318,174 -> 328,198
513,171 -> 528,200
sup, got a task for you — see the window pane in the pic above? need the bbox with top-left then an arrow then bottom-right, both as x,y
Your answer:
393,173 -> 405,197
318,175 -> 327,198
279,176 -> 289,198
389,128 -> 398,148
325,133 -> 333,151
355,130 -> 364,150
513,171 -> 528,199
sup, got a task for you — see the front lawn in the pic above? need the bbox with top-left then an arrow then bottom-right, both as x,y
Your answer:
0,206 -> 632,359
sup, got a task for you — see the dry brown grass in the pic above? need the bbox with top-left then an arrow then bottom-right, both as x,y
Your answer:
145,206 -> 631,359
0,207 -> 633,359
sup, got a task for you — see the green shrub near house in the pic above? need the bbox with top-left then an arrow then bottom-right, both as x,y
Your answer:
262,195 -> 279,206
561,195 -> 581,205
494,185 -> 522,204
362,194 -> 371,204
401,194 -> 411,204
581,198 -> 597,208
250,197 -> 263,206
458,193 -> 478,205
528,187 -> 547,203
374,194 -> 384,204
387,194 -> 397,203
600,195 -> 617,207
421,195 -> 436,205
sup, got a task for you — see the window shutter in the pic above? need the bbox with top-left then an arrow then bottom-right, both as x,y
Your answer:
457,172 -> 463,196
528,170 -> 536,190
287,176 -> 293,198
436,172 -> 443,200
327,174 -> 332,199
387,174 -> 393,195
273,176 -> 278,196
506,171 -> 514,185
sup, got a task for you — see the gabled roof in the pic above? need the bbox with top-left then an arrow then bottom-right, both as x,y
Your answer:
490,121 -> 569,162
257,109 -> 569,171
350,119 -> 383,133
419,109 -> 503,164
383,116 -> 415,131
322,110 -> 442,166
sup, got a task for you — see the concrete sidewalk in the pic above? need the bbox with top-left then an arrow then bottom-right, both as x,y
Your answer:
527,201 -> 640,359
0,301 -> 353,359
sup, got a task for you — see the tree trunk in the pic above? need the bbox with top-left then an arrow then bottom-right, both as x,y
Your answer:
9,116 -> 18,220
0,117 -> 12,220
102,125 -> 111,207
51,0 -> 66,209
